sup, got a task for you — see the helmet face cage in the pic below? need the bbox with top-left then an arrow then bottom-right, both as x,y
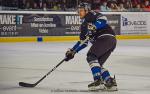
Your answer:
78,3 -> 91,11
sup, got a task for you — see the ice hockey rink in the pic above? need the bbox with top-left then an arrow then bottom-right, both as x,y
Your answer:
0,39 -> 150,94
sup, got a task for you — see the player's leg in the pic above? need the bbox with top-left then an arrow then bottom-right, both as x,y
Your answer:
97,38 -> 117,91
86,52 -> 104,91
87,35 -> 117,91
100,68 -> 117,91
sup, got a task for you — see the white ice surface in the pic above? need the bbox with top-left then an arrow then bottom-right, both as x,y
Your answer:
0,39 -> 150,94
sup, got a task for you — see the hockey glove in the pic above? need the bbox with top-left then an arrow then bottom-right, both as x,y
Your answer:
65,48 -> 76,61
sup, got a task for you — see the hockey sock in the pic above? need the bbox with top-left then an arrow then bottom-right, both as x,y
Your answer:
101,68 -> 111,82
89,60 -> 102,81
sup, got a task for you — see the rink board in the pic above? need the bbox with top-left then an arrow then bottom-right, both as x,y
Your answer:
0,35 -> 150,42
0,11 -> 150,42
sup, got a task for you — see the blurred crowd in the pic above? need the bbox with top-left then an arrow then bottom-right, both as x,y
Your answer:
87,0 -> 150,12
0,0 -> 150,11
0,0 -> 77,11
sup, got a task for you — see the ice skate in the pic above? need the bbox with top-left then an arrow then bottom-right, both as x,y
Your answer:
88,79 -> 104,91
104,76 -> 118,91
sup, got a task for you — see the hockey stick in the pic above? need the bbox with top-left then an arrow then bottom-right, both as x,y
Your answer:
19,58 -> 66,87
19,37 -> 89,88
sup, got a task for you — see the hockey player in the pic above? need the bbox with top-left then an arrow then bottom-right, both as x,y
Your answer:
65,3 -> 117,91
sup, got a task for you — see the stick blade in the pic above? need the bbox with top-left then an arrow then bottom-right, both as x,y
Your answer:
19,82 -> 35,88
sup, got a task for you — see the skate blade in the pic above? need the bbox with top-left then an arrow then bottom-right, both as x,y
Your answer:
103,86 -> 118,91
88,85 -> 104,91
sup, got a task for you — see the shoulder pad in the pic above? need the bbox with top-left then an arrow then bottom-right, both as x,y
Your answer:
97,14 -> 107,21
84,12 -> 96,22
90,11 -> 97,15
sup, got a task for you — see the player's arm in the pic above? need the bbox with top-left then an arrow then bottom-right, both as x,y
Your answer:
65,39 -> 88,61
72,28 -> 89,53
72,39 -> 88,53
65,32 -> 88,61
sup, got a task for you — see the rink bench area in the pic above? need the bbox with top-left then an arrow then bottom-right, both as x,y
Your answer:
0,35 -> 150,42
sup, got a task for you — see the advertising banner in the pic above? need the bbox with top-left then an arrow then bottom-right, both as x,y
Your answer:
121,14 -> 149,35
0,13 -> 120,37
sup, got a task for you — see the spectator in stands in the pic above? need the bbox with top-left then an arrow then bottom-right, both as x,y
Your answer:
52,2 -> 61,11
62,1 -> 66,11
134,3 -> 143,12
143,0 -> 150,11
43,3 -> 47,11
118,3 -> 127,11
132,0 -> 140,7
124,1 -> 133,11
100,1 -> 111,11
65,0 -> 77,10
33,2 -> 38,9
39,0 -> 43,9
47,0 -> 53,9
109,2 -> 119,11
25,1 -> 31,9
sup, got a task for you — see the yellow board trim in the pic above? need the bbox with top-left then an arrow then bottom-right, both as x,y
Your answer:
43,36 -> 79,42
0,37 -> 37,42
0,35 -> 150,42
116,35 -> 150,40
